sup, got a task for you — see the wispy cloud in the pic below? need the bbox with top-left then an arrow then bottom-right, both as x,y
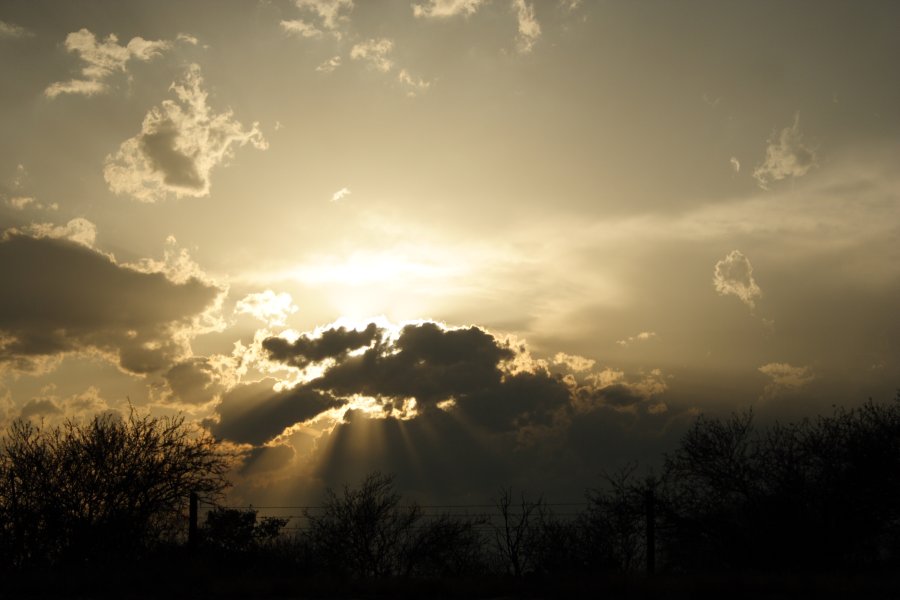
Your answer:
316,55 -> 342,73
104,64 -> 267,202
759,362 -> 814,399
331,187 -> 351,202
412,0 -> 487,18
0,20 -> 33,39
397,69 -> 431,96
753,113 -> 817,189
280,19 -> 324,38
45,29 -> 171,98
512,0 -> 541,53
616,331 -> 657,347
350,38 -> 395,72
235,290 -> 299,327
713,250 -> 761,309
283,0 -> 354,39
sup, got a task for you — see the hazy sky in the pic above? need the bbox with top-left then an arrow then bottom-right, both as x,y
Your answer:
1,0 -> 898,504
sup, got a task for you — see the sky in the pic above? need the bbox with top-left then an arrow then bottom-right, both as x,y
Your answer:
1,0 -> 898,505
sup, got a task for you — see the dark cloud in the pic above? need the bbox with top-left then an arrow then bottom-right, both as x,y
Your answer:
295,322 -> 516,410
163,357 -> 223,405
210,378 -> 345,446
458,371 -> 571,432
239,443 -> 295,476
0,233 -> 218,374
19,398 -> 62,419
262,322 -> 381,368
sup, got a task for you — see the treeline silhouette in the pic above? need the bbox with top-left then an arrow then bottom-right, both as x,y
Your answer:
1,396 -> 899,596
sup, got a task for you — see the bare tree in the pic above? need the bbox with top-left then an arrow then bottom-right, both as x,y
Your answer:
491,487 -> 543,577
0,410 -> 231,567
304,472 -> 422,578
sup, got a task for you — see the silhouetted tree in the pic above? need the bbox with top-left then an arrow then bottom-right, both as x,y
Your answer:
659,399 -> 900,572
303,472 -> 487,578
580,464 -> 652,573
491,487 -> 544,577
303,472 -> 418,577
201,507 -> 288,555
0,410 -> 231,568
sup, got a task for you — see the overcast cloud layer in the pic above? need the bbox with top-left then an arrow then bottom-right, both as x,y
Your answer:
1,0 -> 898,504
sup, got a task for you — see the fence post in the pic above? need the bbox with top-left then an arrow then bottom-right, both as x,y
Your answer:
188,491 -> 198,550
645,487 -> 656,575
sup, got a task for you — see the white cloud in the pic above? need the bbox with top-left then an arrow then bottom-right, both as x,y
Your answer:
713,250 -> 761,309
552,352 -> 595,372
280,19 -> 323,38
289,0 -> 354,37
397,69 -> 431,96
350,38 -> 395,72
45,29 -> 171,98
6,196 -> 34,210
412,0 -> 487,18
753,113 -> 817,189
8,218 -> 98,248
759,362 -> 814,399
103,64 -> 267,202
0,20 -> 33,39
616,331 -> 657,347
235,290 -> 299,327
512,0 -> 541,53
331,187 -> 352,202
316,55 -> 342,73
730,156 -> 740,173
176,33 -> 200,45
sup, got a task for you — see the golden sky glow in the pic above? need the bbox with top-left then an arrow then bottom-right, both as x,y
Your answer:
1,0 -> 899,504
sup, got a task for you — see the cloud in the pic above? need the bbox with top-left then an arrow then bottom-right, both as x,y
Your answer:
234,290 -> 298,327
412,0 -> 487,18
8,217 -> 97,247
350,38 -> 395,72
397,69 -> 431,96
209,378 -> 345,445
753,113 -> 817,189
758,362 -> 815,399
0,20 -> 33,39
260,320 -> 658,436
552,352 -> 595,372
284,0 -> 354,38
316,55 -> 342,72
616,331 -> 657,347
45,29 -> 171,98
103,64 -> 267,202
6,196 -> 34,210
331,187 -> 351,201
572,368 -> 668,414
239,443 -> 296,476
176,33 -> 200,45
730,156 -> 741,173
162,357 -> 225,406
0,231 -> 219,375
713,250 -> 762,309
512,0 -> 541,53
280,19 -> 323,38
263,322 -> 381,369
17,385 -> 113,424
